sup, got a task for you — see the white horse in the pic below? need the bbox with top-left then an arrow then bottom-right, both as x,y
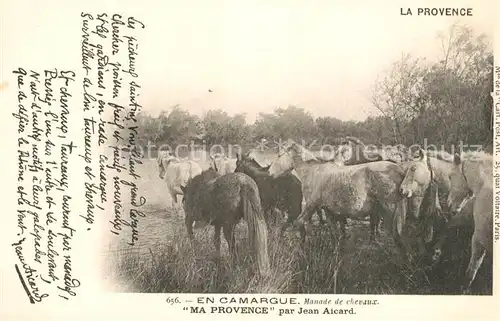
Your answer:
157,151 -> 203,208
209,153 -> 237,175
447,153 -> 493,293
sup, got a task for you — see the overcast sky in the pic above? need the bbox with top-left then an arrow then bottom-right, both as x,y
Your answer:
2,0 -> 495,123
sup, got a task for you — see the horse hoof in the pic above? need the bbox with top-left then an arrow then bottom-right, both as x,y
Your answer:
460,286 -> 472,295
431,251 -> 442,264
194,220 -> 209,229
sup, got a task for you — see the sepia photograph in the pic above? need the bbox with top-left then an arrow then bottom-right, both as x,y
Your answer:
1,0 -> 499,320
96,2 -> 494,296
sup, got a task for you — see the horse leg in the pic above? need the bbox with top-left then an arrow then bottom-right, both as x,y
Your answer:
432,232 -> 447,264
166,188 -> 175,210
185,215 -> 194,243
280,201 -> 300,236
322,208 -> 346,238
332,214 -> 347,239
170,190 -> 178,208
213,223 -> 222,258
271,207 -> 281,225
279,209 -> 292,236
279,220 -> 291,237
321,208 -> 335,231
370,201 -> 384,242
339,216 -> 347,238
296,201 -> 321,243
264,205 -> 275,226
369,212 -> 380,242
223,224 -> 236,261
463,235 -> 486,294
433,212 -> 473,264
317,208 -> 326,225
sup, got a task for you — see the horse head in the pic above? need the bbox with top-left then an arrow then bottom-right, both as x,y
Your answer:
157,150 -> 172,179
158,151 -> 180,179
235,152 -> 265,175
234,152 -> 244,172
332,144 -> 352,165
211,153 -> 234,175
268,142 -> 298,178
399,148 -> 433,219
209,154 -> 220,173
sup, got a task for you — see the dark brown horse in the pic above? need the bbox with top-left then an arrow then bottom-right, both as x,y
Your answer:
181,168 -> 270,276
234,152 -> 304,234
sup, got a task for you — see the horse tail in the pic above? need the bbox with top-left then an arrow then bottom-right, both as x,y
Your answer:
241,183 -> 270,276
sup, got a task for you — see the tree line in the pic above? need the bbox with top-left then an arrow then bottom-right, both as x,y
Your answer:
136,24 -> 493,152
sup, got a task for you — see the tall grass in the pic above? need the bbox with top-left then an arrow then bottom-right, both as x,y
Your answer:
107,216 -> 492,294
106,158 -> 491,295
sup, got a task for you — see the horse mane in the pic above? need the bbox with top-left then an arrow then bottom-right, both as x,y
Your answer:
462,150 -> 493,162
185,168 -> 218,190
289,141 -> 319,162
342,136 -> 365,146
304,157 -> 336,164
425,150 -> 454,163
239,154 -> 272,175
419,179 -> 443,243
165,156 -> 180,166
248,157 -> 271,170
422,149 -> 492,164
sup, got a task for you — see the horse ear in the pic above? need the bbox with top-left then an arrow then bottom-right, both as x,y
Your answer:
453,153 -> 461,165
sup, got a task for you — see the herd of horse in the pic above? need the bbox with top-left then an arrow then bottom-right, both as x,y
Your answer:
156,138 -> 493,294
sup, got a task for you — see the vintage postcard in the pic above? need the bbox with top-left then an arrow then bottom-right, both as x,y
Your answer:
1,0 -> 499,320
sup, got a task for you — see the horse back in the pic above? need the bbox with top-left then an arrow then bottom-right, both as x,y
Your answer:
275,173 -> 303,198
211,173 -> 261,220
165,160 -> 201,190
235,166 -> 276,207
177,160 -> 202,180
317,161 -> 404,207
274,173 -> 303,212
363,162 -> 406,202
